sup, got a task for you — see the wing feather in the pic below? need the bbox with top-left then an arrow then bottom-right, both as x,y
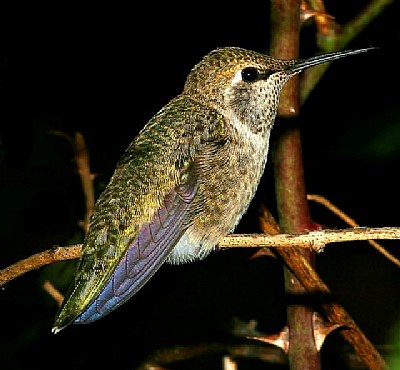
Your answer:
75,180 -> 196,323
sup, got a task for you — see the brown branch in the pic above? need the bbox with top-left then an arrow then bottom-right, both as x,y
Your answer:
74,131 -> 95,233
276,246 -> 389,370
3,227 -> 399,286
48,130 -> 95,232
42,280 -> 64,306
0,245 -> 81,286
308,194 -> 400,267
258,206 -> 389,370
271,0 -> 322,368
220,227 -> 400,250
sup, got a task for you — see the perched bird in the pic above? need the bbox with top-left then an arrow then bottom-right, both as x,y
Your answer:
52,46 -> 373,333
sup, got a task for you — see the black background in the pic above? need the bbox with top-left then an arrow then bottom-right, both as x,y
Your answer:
1,1 -> 399,369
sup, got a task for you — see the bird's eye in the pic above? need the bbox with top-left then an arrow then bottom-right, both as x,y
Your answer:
241,67 -> 259,82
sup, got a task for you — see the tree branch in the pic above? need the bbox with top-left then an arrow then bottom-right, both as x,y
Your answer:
1,227 -> 399,287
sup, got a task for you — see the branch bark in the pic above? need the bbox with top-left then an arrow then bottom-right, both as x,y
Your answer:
3,227 -> 398,286
270,1 -> 322,369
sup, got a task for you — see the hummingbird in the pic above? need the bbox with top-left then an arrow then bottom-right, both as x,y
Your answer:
52,46 -> 373,333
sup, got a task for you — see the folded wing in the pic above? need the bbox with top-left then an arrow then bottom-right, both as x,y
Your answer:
75,179 -> 197,323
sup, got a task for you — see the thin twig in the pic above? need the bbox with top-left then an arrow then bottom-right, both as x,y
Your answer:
42,280 -> 64,306
1,227 -> 399,287
0,245 -> 81,286
219,227 -> 400,250
74,131 -> 95,233
48,130 -> 95,233
307,194 -> 400,267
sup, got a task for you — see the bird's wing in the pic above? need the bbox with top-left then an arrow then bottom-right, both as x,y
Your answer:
52,97 -> 227,332
73,173 -> 197,324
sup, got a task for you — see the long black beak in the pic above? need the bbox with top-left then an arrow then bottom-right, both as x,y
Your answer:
288,47 -> 377,74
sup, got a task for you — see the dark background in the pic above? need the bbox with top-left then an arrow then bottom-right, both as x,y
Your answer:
1,1 -> 399,369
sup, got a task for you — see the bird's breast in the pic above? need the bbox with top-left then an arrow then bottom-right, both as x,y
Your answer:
167,128 -> 270,264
